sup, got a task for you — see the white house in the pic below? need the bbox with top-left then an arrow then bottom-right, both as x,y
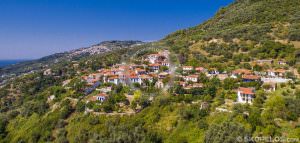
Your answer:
130,75 -> 142,85
161,61 -> 170,67
184,75 -> 198,83
43,69 -> 52,76
237,87 -> 255,104
92,93 -> 108,102
149,64 -> 160,73
147,54 -> 160,64
108,76 -> 119,85
155,80 -> 164,89
182,66 -> 193,72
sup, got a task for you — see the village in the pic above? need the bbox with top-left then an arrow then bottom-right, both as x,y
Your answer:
76,49 -> 296,114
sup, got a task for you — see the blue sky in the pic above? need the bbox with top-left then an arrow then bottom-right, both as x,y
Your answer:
0,0 -> 233,59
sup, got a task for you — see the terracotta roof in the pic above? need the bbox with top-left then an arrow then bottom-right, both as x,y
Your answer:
149,63 -> 160,67
238,87 -> 255,95
140,74 -> 152,79
89,93 -> 108,102
108,75 -> 119,80
195,67 -> 205,71
98,93 -> 108,97
129,73 -> 139,78
135,68 -> 145,72
179,81 -> 187,86
275,69 -> 286,73
267,69 -> 287,73
242,75 -> 260,80
130,75 -> 139,78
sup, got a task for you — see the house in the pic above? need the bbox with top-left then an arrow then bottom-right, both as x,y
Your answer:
267,69 -> 276,77
275,69 -> 287,77
147,54 -> 160,64
237,87 -> 255,104
161,61 -> 170,67
158,72 -> 169,79
159,50 -> 170,58
135,68 -> 147,75
178,81 -> 187,87
129,75 -> 142,85
184,75 -> 198,83
62,79 -> 71,87
140,74 -> 153,83
278,60 -> 287,65
232,69 -> 252,76
192,83 -> 203,88
200,102 -> 209,110
43,69 -> 52,76
182,66 -> 193,72
217,74 -> 228,80
256,59 -> 273,65
267,69 -> 287,77
107,76 -> 119,85
261,77 -> 291,84
82,76 -> 99,86
155,80 -> 164,89
149,64 -> 160,73
262,82 -> 276,92
90,93 -> 108,102
208,69 -> 219,75
97,86 -> 112,93
242,75 -> 261,82
195,67 -> 205,73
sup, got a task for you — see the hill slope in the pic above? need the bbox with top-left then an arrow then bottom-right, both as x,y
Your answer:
0,41 -> 144,83
165,0 -> 300,44
1,1 -> 300,143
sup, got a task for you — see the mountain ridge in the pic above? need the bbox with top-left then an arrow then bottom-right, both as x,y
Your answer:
0,40 -> 145,82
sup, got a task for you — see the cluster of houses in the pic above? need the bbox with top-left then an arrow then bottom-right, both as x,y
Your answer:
82,50 -> 171,102
82,51 -> 293,105
175,63 -> 293,104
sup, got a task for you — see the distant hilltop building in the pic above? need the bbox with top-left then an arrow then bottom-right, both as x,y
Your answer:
43,69 -> 52,76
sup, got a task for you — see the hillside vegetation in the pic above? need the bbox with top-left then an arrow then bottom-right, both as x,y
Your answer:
1,0 -> 300,143
165,0 -> 300,43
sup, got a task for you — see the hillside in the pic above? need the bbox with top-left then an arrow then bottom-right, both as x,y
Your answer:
165,0 -> 300,44
1,0 -> 300,143
0,41 -> 144,83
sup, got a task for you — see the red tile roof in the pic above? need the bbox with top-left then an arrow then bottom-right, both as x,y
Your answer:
242,75 -> 260,80
149,63 -> 160,67
238,87 -> 255,95
195,67 -> 205,71
98,93 -> 108,97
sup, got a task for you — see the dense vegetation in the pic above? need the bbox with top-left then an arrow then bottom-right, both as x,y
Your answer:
165,0 -> 300,43
1,0 -> 300,143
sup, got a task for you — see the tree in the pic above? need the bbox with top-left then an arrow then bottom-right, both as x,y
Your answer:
0,116 -> 8,138
248,107 -> 262,132
223,78 -> 237,90
133,90 -> 142,101
261,95 -> 287,125
205,121 -> 249,143
252,90 -> 266,108
76,101 -> 85,112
